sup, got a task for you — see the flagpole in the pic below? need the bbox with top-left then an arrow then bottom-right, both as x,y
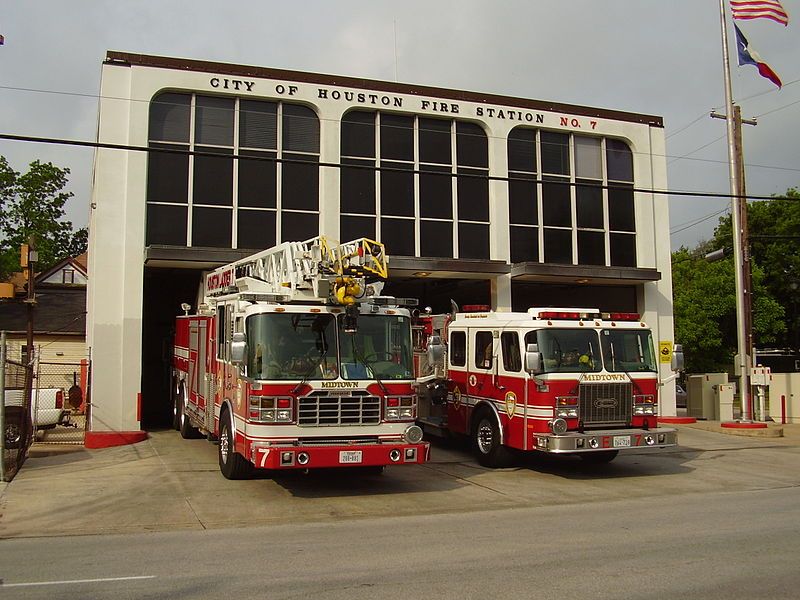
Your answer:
719,0 -> 751,422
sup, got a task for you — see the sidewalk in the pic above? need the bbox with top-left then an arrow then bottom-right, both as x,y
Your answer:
669,418 -> 798,442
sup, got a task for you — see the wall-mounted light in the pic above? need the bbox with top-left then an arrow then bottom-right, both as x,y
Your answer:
413,272 -> 431,278
576,278 -> 589,284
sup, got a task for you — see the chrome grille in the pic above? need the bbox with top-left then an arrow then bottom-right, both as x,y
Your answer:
579,382 -> 633,426
298,394 -> 381,426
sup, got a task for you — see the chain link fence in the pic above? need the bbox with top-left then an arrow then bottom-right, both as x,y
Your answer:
2,334 -> 90,481
2,355 -> 33,481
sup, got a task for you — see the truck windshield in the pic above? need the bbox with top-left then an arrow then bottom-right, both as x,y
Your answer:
600,329 -> 657,373
338,314 -> 414,380
533,329 -> 601,373
246,313 -> 338,380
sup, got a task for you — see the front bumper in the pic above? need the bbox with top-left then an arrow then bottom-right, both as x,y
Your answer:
532,427 -> 677,454
249,441 -> 431,470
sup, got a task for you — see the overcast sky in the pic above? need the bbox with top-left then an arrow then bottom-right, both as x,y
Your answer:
0,0 -> 797,251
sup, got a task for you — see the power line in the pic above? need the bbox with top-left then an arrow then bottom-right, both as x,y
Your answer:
2,131 -> 798,203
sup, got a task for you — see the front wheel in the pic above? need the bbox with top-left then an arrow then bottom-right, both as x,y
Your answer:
218,411 -> 252,480
579,450 -> 619,464
473,412 -> 511,468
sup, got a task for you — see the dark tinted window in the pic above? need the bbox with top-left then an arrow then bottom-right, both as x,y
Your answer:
341,215 -> 376,241
146,204 -> 187,245
238,150 -> 277,208
420,220 -> 453,258
380,114 -> 413,160
240,100 -> 277,149
381,217 -> 415,256
194,147 -> 233,206
542,178 -> 571,228
578,230 -> 605,265
510,226 -> 538,263
419,118 -> 451,165
509,175 -> 538,225
501,331 -> 521,372
341,158 -> 375,214
450,331 -> 466,366
282,154 -> 319,211
381,161 -> 414,217
149,93 -> 190,142
283,104 -> 319,153
457,168 -> 489,222
282,211 -> 318,242
147,144 -> 188,203
544,228 -> 572,264
196,96 -> 234,146
459,223 -> 489,260
456,122 -> 488,168
341,111 -> 376,158
607,139 -> 633,182
419,166 -> 452,219
576,181 -> 603,229
508,128 -> 536,173
540,131 -> 569,175
610,233 -> 636,267
193,206 -> 232,247
238,209 -> 276,250
609,184 -> 635,231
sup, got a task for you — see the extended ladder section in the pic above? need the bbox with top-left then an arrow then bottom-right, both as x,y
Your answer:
204,236 -> 389,305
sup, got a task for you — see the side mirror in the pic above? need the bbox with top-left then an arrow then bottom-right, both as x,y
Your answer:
524,343 -> 542,374
671,343 -> 684,372
427,335 -> 445,368
231,332 -> 246,365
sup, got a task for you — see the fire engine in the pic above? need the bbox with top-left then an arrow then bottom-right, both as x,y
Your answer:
172,237 -> 429,479
414,306 -> 681,467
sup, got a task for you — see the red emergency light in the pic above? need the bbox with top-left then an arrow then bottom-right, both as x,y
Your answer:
607,312 -> 641,321
538,311 -> 582,320
462,305 -> 490,312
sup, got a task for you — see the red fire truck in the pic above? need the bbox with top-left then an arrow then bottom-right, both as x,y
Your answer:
415,306 -> 681,466
172,237 -> 429,479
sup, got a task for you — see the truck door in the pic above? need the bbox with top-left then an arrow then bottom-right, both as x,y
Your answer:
446,329 -> 468,434
498,331 -> 526,450
470,328 -> 497,415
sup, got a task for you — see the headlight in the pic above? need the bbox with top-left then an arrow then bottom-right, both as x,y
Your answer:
549,418 -> 568,435
404,425 -> 424,444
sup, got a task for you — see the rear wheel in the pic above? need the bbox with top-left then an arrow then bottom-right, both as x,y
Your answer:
218,410 -> 252,480
171,379 -> 180,431
472,411 -> 511,468
177,385 -> 200,439
580,450 -> 619,464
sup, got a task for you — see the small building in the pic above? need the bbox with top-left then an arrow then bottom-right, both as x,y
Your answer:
0,254 -> 88,390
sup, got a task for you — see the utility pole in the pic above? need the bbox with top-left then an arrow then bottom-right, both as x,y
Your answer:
711,105 -> 757,420
22,238 -> 37,417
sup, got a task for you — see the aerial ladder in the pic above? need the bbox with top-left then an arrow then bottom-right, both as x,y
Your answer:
203,236 -> 389,306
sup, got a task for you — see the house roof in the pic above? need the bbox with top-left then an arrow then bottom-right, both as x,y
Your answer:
0,286 -> 86,335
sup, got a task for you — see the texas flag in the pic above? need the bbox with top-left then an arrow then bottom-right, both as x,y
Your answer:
734,24 -> 782,88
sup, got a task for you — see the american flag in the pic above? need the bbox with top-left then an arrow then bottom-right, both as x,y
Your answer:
730,1 -> 790,26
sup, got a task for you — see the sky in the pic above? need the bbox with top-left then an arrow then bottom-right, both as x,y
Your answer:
0,0 -> 797,252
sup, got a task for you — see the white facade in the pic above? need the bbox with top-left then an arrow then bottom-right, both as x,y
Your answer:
87,52 -> 678,433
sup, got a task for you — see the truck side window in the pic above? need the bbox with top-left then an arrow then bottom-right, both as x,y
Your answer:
450,331 -> 466,366
475,331 -> 493,370
501,331 -> 521,372
217,305 -> 226,360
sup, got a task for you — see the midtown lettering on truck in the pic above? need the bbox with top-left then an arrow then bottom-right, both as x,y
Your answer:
172,236 -> 428,480
413,307 -> 683,467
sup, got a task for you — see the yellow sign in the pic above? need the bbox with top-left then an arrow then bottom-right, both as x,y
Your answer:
659,341 -> 673,363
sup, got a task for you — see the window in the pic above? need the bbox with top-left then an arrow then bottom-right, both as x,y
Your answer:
450,331 -> 466,366
146,92 -> 320,249
475,331 -> 494,370
339,111 -> 489,259
217,305 -> 227,360
501,331 -> 521,372
62,269 -> 75,284
507,128 -> 636,268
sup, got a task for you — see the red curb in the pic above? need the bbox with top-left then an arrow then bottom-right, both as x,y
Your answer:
84,431 -> 149,449
721,421 -> 768,429
660,417 -> 697,424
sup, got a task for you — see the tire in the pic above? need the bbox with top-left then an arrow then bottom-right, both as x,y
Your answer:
218,409 -> 252,480
472,410 -> 511,468
171,379 -> 180,431
178,385 -> 200,439
4,407 -> 32,450
580,450 -> 619,464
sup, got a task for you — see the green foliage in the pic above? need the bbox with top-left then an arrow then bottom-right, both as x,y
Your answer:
672,189 -> 798,372
0,157 -> 87,280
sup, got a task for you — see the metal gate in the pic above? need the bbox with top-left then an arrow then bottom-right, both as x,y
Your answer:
32,358 -> 90,445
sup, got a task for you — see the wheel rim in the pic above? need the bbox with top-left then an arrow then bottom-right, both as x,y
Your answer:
219,423 -> 229,464
6,424 -> 21,445
476,419 -> 494,454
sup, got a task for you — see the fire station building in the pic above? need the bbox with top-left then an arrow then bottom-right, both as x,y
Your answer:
87,51 -> 676,439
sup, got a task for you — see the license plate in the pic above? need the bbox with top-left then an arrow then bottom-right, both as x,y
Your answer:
339,450 -> 363,464
613,436 -> 631,448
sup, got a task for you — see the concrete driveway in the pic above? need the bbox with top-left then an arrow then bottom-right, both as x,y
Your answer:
2,423 -> 799,538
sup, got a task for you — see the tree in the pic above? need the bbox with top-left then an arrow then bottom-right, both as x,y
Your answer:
0,157 -> 87,280
672,189 -> 798,372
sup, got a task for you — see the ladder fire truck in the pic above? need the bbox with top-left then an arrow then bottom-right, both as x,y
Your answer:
172,237 -> 429,479
414,306 -> 682,467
